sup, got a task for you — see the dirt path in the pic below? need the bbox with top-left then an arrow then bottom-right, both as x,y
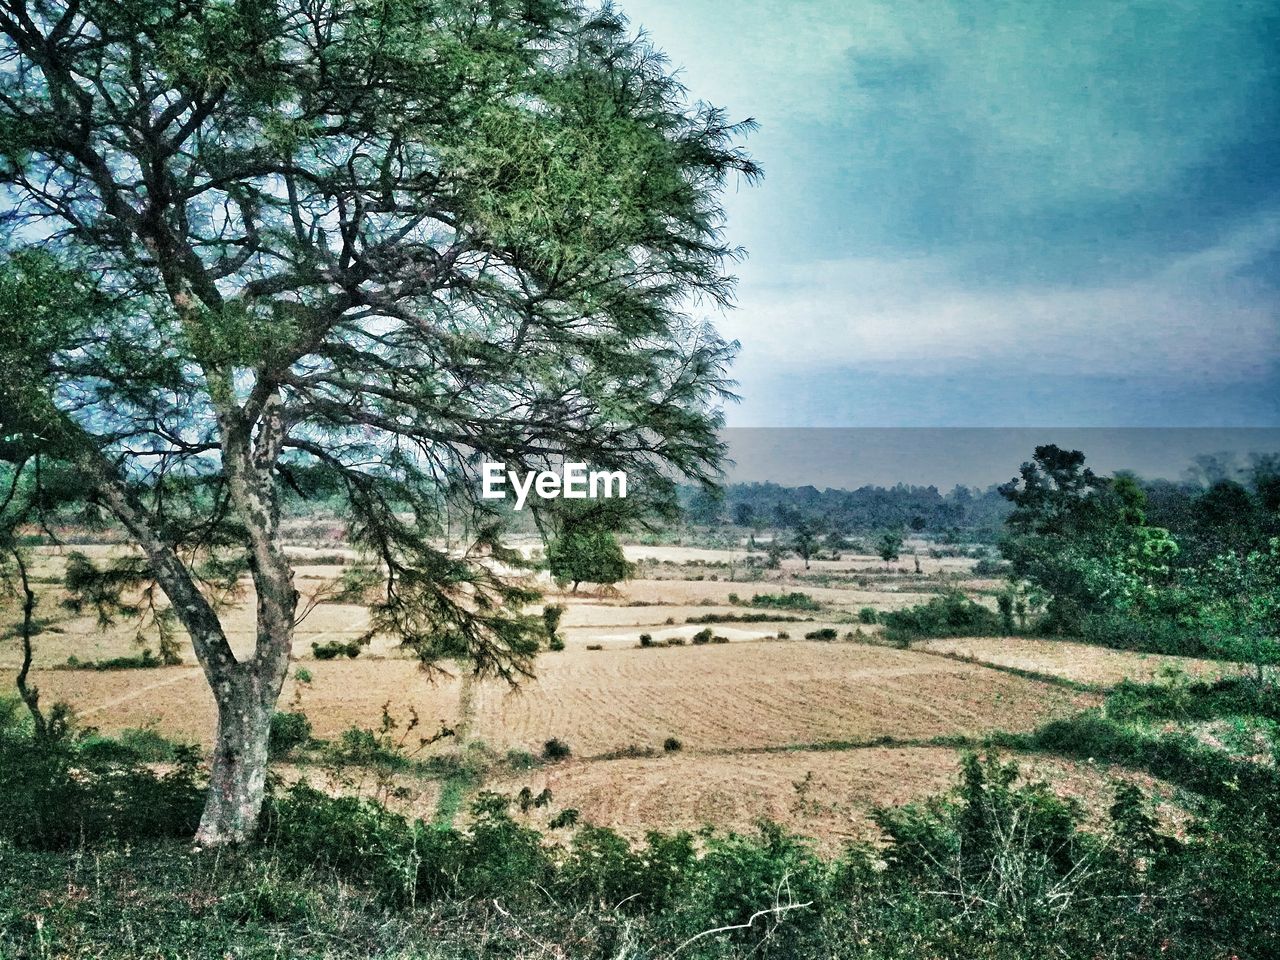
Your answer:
75,668 -> 202,717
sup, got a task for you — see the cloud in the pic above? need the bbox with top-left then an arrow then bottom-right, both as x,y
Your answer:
723,211 -> 1280,382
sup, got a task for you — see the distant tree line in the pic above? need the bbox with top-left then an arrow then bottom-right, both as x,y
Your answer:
681,481 -> 1013,542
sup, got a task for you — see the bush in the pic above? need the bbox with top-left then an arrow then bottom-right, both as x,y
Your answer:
549,635 -> 566,651
691,627 -> 713,644
543,738 -> 571,761
686,611 -> 809,624
804,628 -> 838,641
58,649 -> 161,670
312,639 -> 362,660
269,711 -> 313,757
880,590 -> 1002,642
638,633 -> 654,647
585,643 -> 603,651
858,606 -> 878,624
541,604 -> 565,648
749,592 -> 821,611
1079,609 -> 1210,657
663,737 -> 682,752
0,731 -> 203,850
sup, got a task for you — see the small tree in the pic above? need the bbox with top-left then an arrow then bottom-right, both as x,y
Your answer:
877,531 -> 904,563
793,518 -> 818,570
548,527 -> 633,593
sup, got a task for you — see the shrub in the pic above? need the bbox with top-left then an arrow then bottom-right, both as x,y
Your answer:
880,590 -> 1002,642
638,633 -> 654,647
749,592 -> 821,611
777,630 -> 790,640
0,733 -> 203,850
548,807 -> 579,829
858,606 -> 878,624
667,636 -> 686,646
663,737 -> 683,752
543,738 -> 571,761
805,628 -> 838,641
269,711 -> 313,757
686,611 -> 809,624
585,643 -> 603,651
549,635 -> 566,651
58,649 -> 161,670
691,627 -> 713,644
312,639 -> 362,660
541,604 -> 565,648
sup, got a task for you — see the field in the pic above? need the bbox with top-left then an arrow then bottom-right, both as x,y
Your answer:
1,540 -> 1222,845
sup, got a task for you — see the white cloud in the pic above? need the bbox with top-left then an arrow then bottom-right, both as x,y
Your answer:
722,212 -> 1280,382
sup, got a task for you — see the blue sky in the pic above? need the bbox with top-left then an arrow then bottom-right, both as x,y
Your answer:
626,0 -> 1280,426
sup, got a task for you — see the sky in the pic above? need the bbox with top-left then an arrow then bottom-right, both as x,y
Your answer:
625,0 -> 1280,427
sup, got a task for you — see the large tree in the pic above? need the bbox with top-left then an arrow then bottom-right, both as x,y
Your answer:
998,446 -> 1178,633
0,0 -> 757,844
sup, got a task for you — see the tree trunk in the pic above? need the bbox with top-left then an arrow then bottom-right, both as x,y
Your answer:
12,552 -> 48,741
197,671 -> 277,846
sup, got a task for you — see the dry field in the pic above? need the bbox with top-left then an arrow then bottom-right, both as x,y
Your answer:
0,541 -> 1217,846
915,636 -> 1240,686
486,747 -> 1189,851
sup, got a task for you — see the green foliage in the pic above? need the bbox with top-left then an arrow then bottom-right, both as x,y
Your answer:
0,727 -> 202,850
999,447 -> 1179,634
3,730 -> 1280,958
876,530 -> 904,562
858,606 -> 878,624
1190,538 -> 1280,676
269,711 -> 313,757
748,591 -> 821,611
59,649 -> 161,670
547,526 -> 632,591
541,604 -> 565,649
686,611 -> 810,624
881,590 -> 1003,642
542,738 -> 571,761
804,628 -> 838,641
311,639 -> 363,660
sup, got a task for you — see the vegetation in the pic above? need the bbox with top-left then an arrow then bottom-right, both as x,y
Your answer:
0,0 -> 756,844
747,592 -> 822,612
876,531 -> 904,563
998,445 -> 1280,674
3,693 -> 1278,959
547,525 -> 633,593
881,590 -> 1003,643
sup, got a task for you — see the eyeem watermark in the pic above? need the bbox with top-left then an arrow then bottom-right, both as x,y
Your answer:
481,463 -> 627,511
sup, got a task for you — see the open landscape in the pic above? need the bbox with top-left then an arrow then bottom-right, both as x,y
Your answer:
3,0 -> 1278,955
1,537 -> 1230,848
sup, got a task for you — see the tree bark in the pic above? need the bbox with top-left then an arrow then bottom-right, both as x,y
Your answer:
12,552 -> 48,741
196,666 -> 280,846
